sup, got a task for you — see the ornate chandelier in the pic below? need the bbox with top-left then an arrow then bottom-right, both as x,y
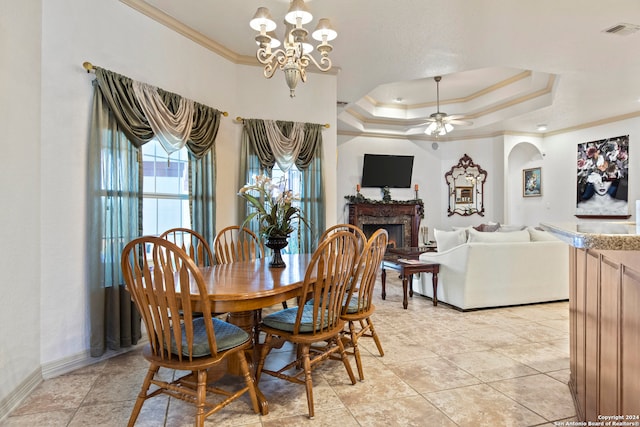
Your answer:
250,0 -> 337,97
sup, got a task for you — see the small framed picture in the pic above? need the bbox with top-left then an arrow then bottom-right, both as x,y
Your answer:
523,167 -> 542,197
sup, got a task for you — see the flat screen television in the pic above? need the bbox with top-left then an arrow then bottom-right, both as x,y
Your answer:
361,154 -> 414,188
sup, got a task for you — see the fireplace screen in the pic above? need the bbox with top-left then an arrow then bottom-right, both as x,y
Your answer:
362,224 -> 403,248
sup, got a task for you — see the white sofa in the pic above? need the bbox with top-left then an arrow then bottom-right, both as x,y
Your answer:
414,227 -> 569,310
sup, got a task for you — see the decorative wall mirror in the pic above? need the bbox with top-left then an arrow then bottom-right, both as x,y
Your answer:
445,154 -> 487,216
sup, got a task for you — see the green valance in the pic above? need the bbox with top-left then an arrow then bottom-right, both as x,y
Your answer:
242,118 -> 323,170
93,67 -> 221,158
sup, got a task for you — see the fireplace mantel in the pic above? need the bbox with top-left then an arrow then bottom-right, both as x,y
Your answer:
348,202 -> 421,247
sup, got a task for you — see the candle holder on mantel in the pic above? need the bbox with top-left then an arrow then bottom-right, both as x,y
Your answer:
420,226 -> 429,245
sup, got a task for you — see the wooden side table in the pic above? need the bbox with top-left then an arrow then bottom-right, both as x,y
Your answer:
381,248 -> 440,309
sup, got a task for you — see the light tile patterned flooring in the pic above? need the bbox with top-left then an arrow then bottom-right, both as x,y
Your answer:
2,274 -> 577,426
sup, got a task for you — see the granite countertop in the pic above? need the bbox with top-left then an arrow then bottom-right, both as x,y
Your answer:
540,222 -> 640,250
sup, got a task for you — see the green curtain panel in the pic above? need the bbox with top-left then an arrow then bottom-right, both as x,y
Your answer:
190,148 -> 217,248
87,86 -> 142,356
87,67 -> 221,356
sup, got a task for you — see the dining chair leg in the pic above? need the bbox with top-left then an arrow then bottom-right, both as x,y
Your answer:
128,364 -> 159,427
368,318 -> 385,357
337,335 -> 357,385
195,369 -> 208,427
255,333 -> 272,383
300,344 -> 315,419
348,321 -> 365,380
238,350 -> 261,413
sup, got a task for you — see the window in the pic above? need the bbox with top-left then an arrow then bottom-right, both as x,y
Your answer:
271,164 -> 303,254
142,140 -> 191,235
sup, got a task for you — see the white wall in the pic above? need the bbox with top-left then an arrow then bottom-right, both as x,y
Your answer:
505,119 -> 640,226
505,135 -> 545,225
337,135 -> 504,239
1,0 -> 338,417
0,0 -> 43,411
338,118 -> 640,237
337,136 -> 440,229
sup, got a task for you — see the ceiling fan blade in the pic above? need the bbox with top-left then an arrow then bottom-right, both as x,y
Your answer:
443,114 -> 466,120
448,119 -> 473,126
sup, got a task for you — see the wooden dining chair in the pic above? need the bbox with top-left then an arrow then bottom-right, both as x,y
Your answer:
121,236 -> 259,427
159,227 -> 214,267
319,223 -> 366,256
341,228 -> 388,380
213,225 -> 263,264
255,231 -> 359,419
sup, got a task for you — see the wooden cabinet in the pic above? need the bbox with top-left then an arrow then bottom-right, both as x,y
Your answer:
569,247 -> 640,421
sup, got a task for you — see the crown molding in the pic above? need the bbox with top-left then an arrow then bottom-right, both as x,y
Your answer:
119,0 -> 340,74
337,129 -> 507,142
338,106 -> 640,141
346,74 -> 555,129
463,74 -> 555,120
120,0 -> 249,63
543,110 -> 640,137
366,70 -> 534,110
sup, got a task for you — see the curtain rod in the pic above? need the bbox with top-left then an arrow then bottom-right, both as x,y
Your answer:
82,61 -> 229,117
235,116 -> 330,129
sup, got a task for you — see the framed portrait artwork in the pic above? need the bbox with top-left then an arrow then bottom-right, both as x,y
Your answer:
576,135 -> 630,218
523,167 -> 542,197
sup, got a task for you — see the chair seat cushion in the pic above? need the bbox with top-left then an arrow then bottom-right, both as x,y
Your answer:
262,306 -> 329,333
344,296 -> 368,314
170,317 -> 249,357
305,293 -> 368,314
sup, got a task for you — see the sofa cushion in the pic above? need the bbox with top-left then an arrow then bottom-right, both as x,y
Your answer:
435,228 -> 468,251
527,227 -> 559,242
497,224 -> 527,232
468,228 -> 530,243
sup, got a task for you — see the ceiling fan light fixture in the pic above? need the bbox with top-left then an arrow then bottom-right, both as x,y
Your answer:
425,121 -> 453,136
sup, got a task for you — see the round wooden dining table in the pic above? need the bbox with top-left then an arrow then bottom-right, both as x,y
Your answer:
193,253 -> 313,415
197,253 -> 312,314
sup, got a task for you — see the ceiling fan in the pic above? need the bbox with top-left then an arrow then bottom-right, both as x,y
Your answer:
422,76 -> 472,136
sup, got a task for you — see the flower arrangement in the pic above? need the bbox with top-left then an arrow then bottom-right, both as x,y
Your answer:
238,174 -> 308,239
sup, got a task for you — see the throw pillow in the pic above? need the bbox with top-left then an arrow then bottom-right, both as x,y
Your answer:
468,228 -> 530,243
434,228 -> 467,252
452,226 -> 473,240
473,223 -> 500,232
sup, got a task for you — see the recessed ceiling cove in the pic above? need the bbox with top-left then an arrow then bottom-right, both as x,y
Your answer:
338,67 -> 556,137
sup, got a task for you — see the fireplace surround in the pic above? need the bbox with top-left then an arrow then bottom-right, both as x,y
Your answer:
348,202 -> 421,247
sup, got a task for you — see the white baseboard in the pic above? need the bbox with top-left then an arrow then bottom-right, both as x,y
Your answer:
0,341 -> 146,422
42,342 -> 146,379
0,368 -> 42,422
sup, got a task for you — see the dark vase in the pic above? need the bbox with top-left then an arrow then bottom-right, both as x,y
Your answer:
265,236 -> 289,268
